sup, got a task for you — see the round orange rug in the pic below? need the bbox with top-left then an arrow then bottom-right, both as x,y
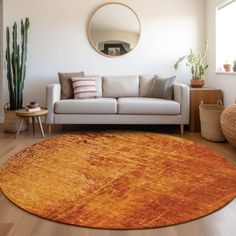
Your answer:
0,131 -> 236,229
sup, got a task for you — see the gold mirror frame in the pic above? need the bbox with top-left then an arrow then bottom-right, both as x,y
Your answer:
88,2 -> 141,57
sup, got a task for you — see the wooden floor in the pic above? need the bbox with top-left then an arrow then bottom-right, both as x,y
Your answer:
0,124 -> 236,236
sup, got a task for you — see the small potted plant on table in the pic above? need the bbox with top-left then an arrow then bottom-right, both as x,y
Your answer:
4,18 -> 30,132
223,62 -> 232,72
174,41 -> 208,88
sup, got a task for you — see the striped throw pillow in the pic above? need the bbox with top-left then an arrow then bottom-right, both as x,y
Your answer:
71,77 -> 97,99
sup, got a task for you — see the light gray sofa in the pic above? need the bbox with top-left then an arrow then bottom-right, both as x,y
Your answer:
46,75 -> 189,134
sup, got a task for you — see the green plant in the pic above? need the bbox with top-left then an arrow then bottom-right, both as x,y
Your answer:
5,18 -> 30,110
174,41 -> 209,80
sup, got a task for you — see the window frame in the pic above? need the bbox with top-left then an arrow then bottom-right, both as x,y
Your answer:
215,0 -> 236,74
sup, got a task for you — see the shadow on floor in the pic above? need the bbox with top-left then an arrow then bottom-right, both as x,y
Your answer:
62,124 -> 185,135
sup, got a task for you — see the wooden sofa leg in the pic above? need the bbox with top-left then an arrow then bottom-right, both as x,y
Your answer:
48,124 -> 52,135
180,124 -> 184,135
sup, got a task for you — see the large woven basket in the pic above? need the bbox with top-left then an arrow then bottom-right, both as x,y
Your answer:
220,104 -> 236,148
199,101 -> 226,142
3,104 -> 28,133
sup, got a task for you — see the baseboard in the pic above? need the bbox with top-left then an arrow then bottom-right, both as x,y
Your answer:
0,116 -> 4,123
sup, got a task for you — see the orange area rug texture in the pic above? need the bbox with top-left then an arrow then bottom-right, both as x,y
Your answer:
0,131 -> 236,229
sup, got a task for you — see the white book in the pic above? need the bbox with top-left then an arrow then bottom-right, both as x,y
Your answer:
26,107 -> 41,112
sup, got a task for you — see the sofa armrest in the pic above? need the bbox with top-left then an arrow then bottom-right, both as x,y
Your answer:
174,83 -> 190,124
46,83 -> 61,124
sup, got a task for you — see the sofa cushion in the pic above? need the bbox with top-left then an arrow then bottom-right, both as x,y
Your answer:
103,76 -> 139,98
139,75 -> 156,97
148,75 -> 176,100
58,71 -> 84,99
72,77 -> 97,99
118,97 -> 180,115
55,98 -> 117,114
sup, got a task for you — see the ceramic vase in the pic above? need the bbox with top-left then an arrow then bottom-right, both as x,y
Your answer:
223,64 -> 232,72
233,64 -> 236,72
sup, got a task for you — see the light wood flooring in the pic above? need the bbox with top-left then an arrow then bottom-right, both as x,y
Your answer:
0,124 -> 236,236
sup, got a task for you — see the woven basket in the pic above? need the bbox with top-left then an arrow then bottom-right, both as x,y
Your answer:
3,104 -> 28,133
199,100 -> 226,142
220,104 -> 236,148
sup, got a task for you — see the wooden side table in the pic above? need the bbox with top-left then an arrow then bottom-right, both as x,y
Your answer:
15,109 -> 48,138
189,88 -> 223,132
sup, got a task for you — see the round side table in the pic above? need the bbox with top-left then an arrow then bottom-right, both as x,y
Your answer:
15,109 -> 48,138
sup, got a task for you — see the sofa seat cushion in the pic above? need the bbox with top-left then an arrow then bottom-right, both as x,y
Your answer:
118,97 -> 180,115
55,98 -> 117,114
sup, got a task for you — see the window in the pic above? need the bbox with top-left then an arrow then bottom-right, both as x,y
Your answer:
216,0 -> 236,72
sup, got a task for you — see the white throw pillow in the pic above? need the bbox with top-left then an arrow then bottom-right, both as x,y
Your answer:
71,77 -> 97,99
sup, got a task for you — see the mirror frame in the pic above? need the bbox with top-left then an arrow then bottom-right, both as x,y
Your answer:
88,2 -> 141,58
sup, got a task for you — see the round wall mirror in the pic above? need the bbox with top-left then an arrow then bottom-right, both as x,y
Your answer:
88,3 -> 141,57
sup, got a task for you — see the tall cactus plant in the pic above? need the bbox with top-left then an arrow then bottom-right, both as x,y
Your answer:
5,18 -> 30,110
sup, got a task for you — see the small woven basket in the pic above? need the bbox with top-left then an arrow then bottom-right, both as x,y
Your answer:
220,103 -> 236,148
199,100 -> 226,142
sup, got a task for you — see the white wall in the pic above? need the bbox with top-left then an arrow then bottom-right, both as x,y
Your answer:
0,0 -> 206,120
206,0 -> 236,105
0,0 -> 3,123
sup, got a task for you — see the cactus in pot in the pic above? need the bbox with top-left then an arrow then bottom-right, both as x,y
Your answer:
3,18 -> 30,133
5,17 -> 30,110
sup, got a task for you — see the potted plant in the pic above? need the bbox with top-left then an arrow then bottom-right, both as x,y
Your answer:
3,18 -> 30,132
223,61 -> 232,72
233,60 -> 236,72
174,41 -> 209,88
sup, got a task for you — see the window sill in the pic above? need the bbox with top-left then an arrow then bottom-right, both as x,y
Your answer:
216,72 -> 236,75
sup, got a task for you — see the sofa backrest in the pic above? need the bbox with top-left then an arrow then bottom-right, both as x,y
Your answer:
94,76 -> 103,97
60,74 -> 173,99
102,76 -> 139,98
139,75 -> 156,97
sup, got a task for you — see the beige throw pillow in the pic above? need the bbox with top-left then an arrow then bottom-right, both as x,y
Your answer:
148,75 -> 176,100
58,71 -> 84,99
